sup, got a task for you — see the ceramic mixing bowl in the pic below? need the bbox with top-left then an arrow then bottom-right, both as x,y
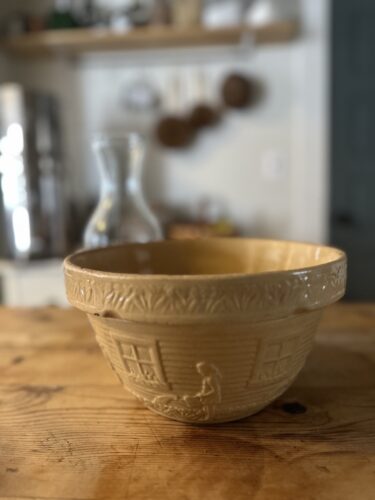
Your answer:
64,238 -> 346,424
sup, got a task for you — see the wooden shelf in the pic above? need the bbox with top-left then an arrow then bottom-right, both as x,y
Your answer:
1,21 -> 298,56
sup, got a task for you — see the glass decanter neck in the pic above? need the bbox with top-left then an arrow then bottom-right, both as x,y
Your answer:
93,132 -> 145,196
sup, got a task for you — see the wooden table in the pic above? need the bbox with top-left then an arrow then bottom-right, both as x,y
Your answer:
0,304 -> 374,500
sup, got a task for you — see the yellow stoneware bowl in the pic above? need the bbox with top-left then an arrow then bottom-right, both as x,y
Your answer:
64,238 -> 346,424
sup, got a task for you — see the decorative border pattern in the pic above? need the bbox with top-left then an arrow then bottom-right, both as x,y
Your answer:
65,259 -> 346,323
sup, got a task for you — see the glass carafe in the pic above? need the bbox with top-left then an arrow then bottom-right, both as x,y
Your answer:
84,133 -> 162,248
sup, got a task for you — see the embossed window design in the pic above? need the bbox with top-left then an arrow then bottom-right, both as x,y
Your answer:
250,336 -> 299,384
115,337 -> 169,390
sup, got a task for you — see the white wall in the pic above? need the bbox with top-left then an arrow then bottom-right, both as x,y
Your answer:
8,0 -> 330,242
77,46 -> 295,239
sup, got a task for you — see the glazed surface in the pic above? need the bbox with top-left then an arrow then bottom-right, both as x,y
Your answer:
65,239 -> 346,323
67,238 -> 345,276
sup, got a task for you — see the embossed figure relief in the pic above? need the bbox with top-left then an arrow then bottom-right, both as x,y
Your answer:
150,362 -> 222,422
114,337 -> 169,390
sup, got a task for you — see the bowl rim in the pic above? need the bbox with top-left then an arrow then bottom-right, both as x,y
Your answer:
64,237 -> 346,282
64,238 -> 347,323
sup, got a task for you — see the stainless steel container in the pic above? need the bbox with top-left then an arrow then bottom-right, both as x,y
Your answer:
0,83 -> 66,259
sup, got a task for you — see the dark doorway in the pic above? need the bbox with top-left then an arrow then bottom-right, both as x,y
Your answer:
331,0 -> 375,299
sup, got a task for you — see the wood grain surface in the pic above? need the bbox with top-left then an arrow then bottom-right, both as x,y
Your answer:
0,304 -> 374,500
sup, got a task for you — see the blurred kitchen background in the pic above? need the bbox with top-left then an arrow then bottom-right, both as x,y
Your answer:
0,0 -> 372,305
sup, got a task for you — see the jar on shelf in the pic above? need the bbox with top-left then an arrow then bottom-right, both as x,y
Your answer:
170,0 -> 202,28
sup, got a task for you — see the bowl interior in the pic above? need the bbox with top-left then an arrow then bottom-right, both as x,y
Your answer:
68,238 -> 344,277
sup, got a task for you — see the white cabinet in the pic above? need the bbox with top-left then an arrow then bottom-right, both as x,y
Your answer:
0,260 -> 68,307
